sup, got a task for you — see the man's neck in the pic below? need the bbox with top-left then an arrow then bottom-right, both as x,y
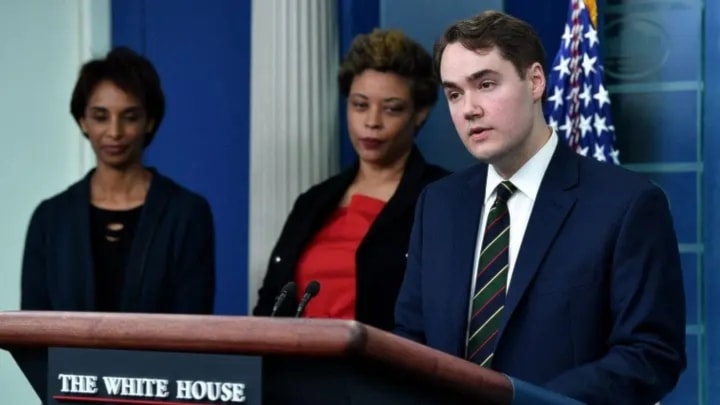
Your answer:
494,119 -> 552,179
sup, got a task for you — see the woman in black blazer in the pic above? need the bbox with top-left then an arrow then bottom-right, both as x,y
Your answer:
20,46 -> 215,315
16,46 -> 216,401
253,29 -> 449,331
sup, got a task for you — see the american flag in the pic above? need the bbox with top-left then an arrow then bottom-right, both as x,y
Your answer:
546,0 -> 620,164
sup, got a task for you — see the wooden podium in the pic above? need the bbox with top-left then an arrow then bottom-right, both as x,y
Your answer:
0,311 -> 579,405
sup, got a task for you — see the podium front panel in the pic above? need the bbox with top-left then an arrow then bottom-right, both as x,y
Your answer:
47,348 -> 262,405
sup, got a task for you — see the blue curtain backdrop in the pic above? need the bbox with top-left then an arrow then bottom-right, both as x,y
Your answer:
111,0 -> 251,315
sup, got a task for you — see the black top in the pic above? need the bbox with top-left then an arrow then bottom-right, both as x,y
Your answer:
90,204 -> 144,312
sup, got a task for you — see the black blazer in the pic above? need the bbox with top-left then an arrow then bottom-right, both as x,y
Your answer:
20,167 -> 216,313
253,147 -> 449,330
16,167 -> 216,401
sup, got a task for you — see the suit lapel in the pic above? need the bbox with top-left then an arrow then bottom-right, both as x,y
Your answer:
497,143 -> 580,340
121,169 -> 172,310
445,165 -> 487,356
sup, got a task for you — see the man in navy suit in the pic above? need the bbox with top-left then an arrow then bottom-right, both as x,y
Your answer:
394,10 -> 686,404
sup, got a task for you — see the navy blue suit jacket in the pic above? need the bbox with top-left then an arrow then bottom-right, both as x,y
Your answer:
394,141 -> 686,405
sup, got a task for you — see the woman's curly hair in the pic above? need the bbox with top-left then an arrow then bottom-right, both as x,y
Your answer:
338,29 -> 438,110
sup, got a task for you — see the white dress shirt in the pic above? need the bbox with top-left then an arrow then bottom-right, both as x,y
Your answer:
465,130 -> 558,351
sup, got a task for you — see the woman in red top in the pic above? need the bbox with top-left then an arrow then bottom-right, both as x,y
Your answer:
253,29 -> 449,330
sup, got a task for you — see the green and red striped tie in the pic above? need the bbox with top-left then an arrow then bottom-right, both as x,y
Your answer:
466,181 -> 517,367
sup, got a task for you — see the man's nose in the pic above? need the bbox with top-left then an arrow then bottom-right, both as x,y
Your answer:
463,93 -> 484,121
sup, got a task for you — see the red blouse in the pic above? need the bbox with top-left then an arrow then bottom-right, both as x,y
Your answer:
295,194 -> 385,319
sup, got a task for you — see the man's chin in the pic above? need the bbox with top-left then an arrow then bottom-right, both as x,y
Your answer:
467,146 -> 498,163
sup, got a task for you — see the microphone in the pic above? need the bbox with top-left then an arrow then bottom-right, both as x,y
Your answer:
295,280 -> 321,318
270,281 -> 296,317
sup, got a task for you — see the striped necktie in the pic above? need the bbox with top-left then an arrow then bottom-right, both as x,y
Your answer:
466,180 -> 517,367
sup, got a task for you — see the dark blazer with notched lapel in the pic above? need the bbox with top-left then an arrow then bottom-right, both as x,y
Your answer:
21,167 -> 215,313
253,146 -> 449,331
394,141 -> 686,405
15,167 -> 215,401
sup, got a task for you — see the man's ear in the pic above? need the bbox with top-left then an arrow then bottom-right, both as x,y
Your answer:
527,62 -> 546,102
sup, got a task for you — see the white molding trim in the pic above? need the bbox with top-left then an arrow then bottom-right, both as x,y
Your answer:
249,0 -> 340,312
77,0 -> 111,175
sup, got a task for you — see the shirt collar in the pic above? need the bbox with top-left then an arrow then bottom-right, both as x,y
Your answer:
484,128 -> 558,203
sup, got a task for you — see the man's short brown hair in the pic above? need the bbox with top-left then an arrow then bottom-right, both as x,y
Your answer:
433,10 -> 547,87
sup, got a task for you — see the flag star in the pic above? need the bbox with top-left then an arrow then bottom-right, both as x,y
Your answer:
584,25 -> 599,48
553,55 -> 571,79
579,83 -> 592,108
577,145 -> 589,156
562,24 -> 573,49
609,148 -> 620,164
593,83 -> 611,108
594,113 -> 608,136
582,53 -> 597,76
559,115 -> 572,140
593,144 -> 607,162
549,117 -> 559,133
579,114 -> 593,138
548,86 -> 564,111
